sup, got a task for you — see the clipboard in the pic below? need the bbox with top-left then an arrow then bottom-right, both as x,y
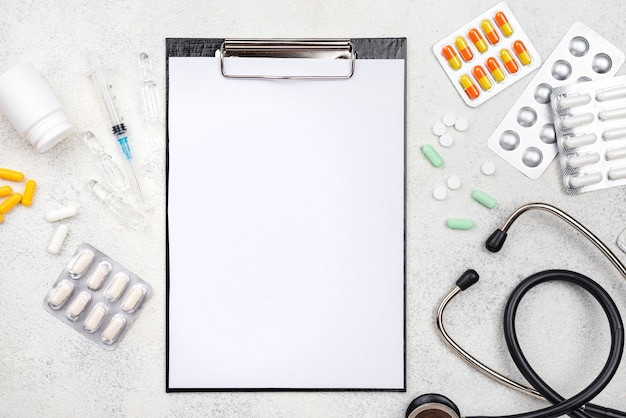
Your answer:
166,38 -> 406,392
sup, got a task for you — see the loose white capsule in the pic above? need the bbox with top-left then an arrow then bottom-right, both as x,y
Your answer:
48,224 -> 69,255
101,314 -> 127,345
47,280 -> 74,309
45,205 -> 78,222
84,304 -> 108,333
121,285 -> 147,313
66,291 -> 92,321
87,261 -> 112,290
105,272 -> 130,301
68,249 -> 95,278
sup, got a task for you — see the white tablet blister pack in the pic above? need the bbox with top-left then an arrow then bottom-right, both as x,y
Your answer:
44,243 -> 152,350
551,75 -> 626,193
487,22 -> 625,179
433,2 -> 541,107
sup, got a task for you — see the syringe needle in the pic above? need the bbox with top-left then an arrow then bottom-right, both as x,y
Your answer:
127,159 -> 146,208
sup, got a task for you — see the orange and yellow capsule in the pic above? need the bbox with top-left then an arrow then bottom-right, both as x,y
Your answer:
460,74 -> 480,100
513,40 -> 533,66
441,45 -> 462,70
481,19 -> 500,45
455,36 -> 474,62
500,49 -> 520,74
472,65 -> 493,91
0,193 -> 22,214
486,57 -> 506,83
494,11 -> 514,37
21,179 -> 37,207
468,28 -> 488,53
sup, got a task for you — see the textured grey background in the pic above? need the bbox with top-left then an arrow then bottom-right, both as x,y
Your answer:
1,0 -> 625,416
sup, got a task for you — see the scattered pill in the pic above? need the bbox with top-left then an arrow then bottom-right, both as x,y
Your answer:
568,172 -> 603,188
473,65 -> 493,91
494,11 -> 514,37
447,218 -> 475,230
433,186 -> 447,201
439,133 -> 454,147
422,144 -> 444,168
21,180 -> 36,207
455,117 -> 469,132
442,113 -> 456,127
87,261 -> 112,290
48,280 -> 74,310
66,291 -> 92,321
455,36 -> 474,62
561,113 -> 595,129
48,224 -> 69,255
0,186 -> 12,197
0,193 -> 22,214
566,153 -> 601,168
442,45 -> 462,71
486,57 -> 506,83
481,19 -> 500,45
84,303 -> 108,333
460,74 -> 480,100
447,176 -> 462,190
481,161 -> 496,175
467,28 -> 488,53
596,86 -> 626,102
121,285 -> 147,313
101,314 -> 127,345
598,107 -> 626,121
45,205 -> 78,222
105,272 -> 130,301
432,122 -> 446,136
472,189 -> 497,209
558,93 -> 591,109
0,168 -> 25,182
500,49 -> 519,74
604,127 -> 626,141
513,40 -> 532,66
68,249 -> 95,278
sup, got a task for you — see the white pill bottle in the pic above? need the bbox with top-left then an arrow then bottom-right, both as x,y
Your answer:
0,63 -> 73,152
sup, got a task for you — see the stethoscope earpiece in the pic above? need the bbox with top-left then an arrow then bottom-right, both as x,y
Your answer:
405,393 -> 460,418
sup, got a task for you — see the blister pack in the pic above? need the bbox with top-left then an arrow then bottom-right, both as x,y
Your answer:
487,22 -> 625,179
551,75 -> 626,193
433,2 -> 541,107
43,243 -> 152,350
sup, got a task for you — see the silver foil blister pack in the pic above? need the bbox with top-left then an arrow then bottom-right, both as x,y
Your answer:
44,243 -> 152,349
487,22 -> 625,179
551,75 -> 626,193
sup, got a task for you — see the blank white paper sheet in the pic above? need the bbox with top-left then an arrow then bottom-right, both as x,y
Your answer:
167,41 -> 405,391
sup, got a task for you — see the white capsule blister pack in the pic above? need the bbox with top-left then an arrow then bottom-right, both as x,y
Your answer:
43,243 -> 152,350
551,75 -> 626,193
487,22 -> 625,179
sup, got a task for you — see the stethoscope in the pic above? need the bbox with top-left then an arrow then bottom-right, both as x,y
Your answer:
406,203 -> 626,418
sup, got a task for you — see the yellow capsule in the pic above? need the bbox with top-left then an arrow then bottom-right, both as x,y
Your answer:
473,65 -> 493,91
494,11 -> 514,37
0,193 -> 22,214
0,185 -> 12,197
0,168 -> 25,182
21,179 -> 37,207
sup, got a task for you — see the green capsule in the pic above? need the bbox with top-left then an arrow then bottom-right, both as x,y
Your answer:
421,144 -> 444,168
472,189 -> 497,209
447,218 -> 475,230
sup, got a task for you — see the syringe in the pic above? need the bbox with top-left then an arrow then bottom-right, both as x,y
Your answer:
87,52 -> 146,208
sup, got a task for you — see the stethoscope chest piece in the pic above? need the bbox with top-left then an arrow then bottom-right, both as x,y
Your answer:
406,393 -> 461,418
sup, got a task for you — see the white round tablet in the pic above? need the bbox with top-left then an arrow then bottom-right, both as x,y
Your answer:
455,117 -> 469,132
442,113 -> 456,127
439,133 -> 454,147
481,161 -> 496,175
433,186 -> 447,200
432,122 -> 446,136
447,175 -> 462,190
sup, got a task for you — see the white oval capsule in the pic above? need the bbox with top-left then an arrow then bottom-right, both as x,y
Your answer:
66,291 -> 92,321
596,86 -> 626,102
608,166 -> 626,180
47,280 -> 74,309
606,147 -> 626,160
121,285 -> 147,313
45,205 -> 78,222
48,224 -> 69,255
563,133 -> 597,148
561,113 -> 595,129
598,107 -> 626,121
87,261 -> 112,290
568,172 -> 603,188
68,249 -> 95,278
603,127 -> 626,141
566,153 -> 601,168
105,272 -> 130,301
84,303 -> 108,333
558,93 -> 591,109
101,314 -> 127,345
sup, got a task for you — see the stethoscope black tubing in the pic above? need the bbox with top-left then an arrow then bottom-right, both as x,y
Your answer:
470,269 -> 625,418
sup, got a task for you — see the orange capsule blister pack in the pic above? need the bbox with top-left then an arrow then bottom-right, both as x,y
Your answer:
433,2 -> 541,107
